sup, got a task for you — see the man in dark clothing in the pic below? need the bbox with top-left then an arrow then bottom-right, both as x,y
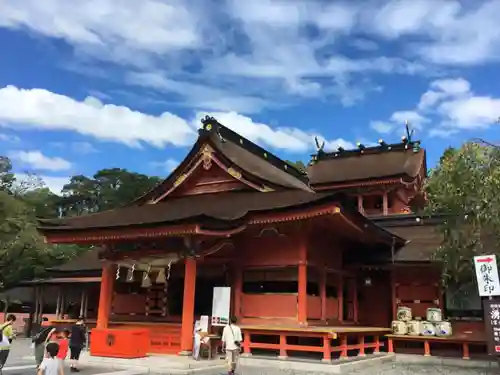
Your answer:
32,322 -> 56,369
69,319 -> 86,373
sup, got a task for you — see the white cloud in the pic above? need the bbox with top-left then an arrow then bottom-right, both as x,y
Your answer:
350,39 -> 379,51
50,141 -> 98,154
431,78 -> 471,95
197,111 -> 355,153
390,111 -> 429,129
0,85 -> 352,155
0,0 -> 432,110
125,72 -> 268,114
1,0 -> 498,114
373,77 -> 500,139
198,111 -> 312,152
371,110 -> 430,135
150,158 -> 179,173
9,150 -> 72,171
0,133 -> 20,143
422,77 -> 500,134
15,173 -> 70,195
322,138 -> 355,152
0,85 -> 196,148
367,0 -> 500,66
0,0 -> 202,57
438,96 -> 500,130
370,121 -> 394,134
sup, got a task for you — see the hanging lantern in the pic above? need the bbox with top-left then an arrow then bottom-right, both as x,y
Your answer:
156,268 -> 166,284
141,266 -> 152,288
126,264 -> 136,283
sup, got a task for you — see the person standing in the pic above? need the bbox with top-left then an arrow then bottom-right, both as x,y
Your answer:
0,314 -> 17,373
56,329 -> 70,363
68,319 -> 86,372
33,324 -> 56,369
37,342 -> 64,375
221,316 -> 242,375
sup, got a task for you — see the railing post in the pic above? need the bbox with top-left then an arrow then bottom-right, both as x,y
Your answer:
322,335 -> 331,362
278,334 -> 288,359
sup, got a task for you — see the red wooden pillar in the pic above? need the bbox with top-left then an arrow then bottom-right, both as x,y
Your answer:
96,263 -> 115,329
179,257 -> 197,354
320,267 -> 327,321
337,274 -> 343,322
233,264 -> 242,318
297,237 -> 308,325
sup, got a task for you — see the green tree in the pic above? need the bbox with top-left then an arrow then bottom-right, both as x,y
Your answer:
0,156 -> 15,192
0,189 -> 46,289
59,169 -> 161,216
424,142 -> 500,286
285,160 -> 307,172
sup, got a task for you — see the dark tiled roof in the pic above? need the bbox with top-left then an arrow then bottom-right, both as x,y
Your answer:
372,214 -> 444,262
39,191 -> 336,230
38,191 -> 407,251
308,143 -> 425,186
134,117 -> 312,204
46,248 -> 103,272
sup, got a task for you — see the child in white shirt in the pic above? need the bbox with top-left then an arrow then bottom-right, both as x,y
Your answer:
37,342 -> 64,375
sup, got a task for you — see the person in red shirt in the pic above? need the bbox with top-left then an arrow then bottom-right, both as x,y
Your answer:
56,330 -> 70,362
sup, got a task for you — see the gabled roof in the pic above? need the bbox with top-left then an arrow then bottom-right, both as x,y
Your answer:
134,116 -> 312,205
308,141 -> 426,187
46,247 -> 103,273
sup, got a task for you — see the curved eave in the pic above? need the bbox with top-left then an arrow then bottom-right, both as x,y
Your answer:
39,200 -> 344,244
311,175 -> 409,190
342,210 -> 407,249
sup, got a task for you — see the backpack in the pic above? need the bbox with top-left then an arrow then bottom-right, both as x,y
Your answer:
0,322 -> 11,342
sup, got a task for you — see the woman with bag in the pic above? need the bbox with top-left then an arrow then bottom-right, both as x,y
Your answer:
0,314 -> 17,373
221,316 -> 242,375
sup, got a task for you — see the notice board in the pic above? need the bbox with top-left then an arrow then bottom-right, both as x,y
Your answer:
483,298 -> 500,355
211,286 -> 231,326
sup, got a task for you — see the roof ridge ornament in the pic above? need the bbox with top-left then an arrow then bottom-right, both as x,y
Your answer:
401,120 -> 421,153
313,137 -> 326,162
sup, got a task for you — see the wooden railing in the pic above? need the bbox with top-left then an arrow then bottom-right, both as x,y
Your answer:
240,327 -> 387,362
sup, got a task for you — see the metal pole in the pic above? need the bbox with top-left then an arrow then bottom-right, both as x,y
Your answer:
83,290 -> 89,319
79,290 -> 85,318
56,288 -> 62,318
34,287 -> 39,324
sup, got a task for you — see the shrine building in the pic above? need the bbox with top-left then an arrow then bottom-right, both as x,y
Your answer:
17,116 -> 483,360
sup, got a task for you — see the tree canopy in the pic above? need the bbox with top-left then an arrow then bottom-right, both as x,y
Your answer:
0,156 -> 162,291
424,142 -> 500,286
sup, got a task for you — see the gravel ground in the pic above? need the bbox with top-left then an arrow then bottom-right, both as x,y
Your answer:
233,361 -> 499,375
348,362 -> 498,375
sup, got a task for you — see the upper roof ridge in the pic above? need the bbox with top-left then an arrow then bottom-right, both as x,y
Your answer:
200,116 -> 308,183
311,138 -> 423,163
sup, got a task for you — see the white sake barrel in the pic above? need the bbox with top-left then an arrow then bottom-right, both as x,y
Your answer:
407,320 -> 421,336
391,320 -> 408,335
420,321 -> 436,336
397,306 -> 412,322
426,308 -> 442,322
435,321 -> 452,337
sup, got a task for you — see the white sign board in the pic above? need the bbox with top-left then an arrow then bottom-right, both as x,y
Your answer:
199,315 -> 209,332
474,255 -> 500,297
211,286 -> 231,326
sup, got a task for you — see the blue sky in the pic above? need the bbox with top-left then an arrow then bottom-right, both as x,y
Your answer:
1,0 -> 500,194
